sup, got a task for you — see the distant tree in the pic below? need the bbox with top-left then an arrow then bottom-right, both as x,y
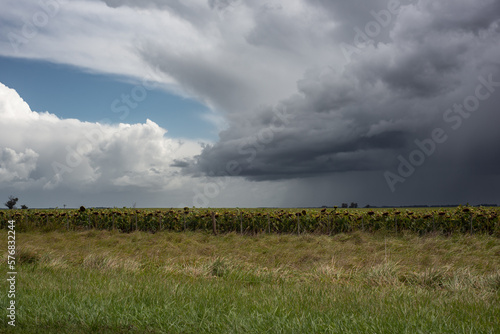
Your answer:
349,202 -> 358,208
341,203 -> 348,208
4,196 -> 18,210
21,204 -> 28,210
364,204 -> 371,208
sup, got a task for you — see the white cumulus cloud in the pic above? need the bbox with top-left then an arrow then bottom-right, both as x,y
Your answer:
0,82 -> 203,192
0,147 -> 39,183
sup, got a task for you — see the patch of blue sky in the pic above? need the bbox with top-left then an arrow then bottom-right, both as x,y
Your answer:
0,56 -> 218,141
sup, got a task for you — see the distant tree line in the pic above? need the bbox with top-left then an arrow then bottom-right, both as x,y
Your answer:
341,203 -> 358,208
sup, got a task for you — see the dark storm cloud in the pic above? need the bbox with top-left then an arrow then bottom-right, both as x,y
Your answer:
181,0 -> 500,188
94,0 -> 500,204
422,0 -> 500,34
244,3 -> 328,53
180,68 -> 420,181
304,0 -> 414,44
363,40 -> 467,98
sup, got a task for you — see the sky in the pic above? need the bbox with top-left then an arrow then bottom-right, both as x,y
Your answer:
0,0 -> 499,209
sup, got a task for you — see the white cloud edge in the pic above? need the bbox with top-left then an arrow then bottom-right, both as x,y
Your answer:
0,81 -> 204,192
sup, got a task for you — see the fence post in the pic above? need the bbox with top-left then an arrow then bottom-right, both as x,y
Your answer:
240,212 -> 243,234
328,215 -> 332,235
297,214 -> 300,235
211,212 -> 217,235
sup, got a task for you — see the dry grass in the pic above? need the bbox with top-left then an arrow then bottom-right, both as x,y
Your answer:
8,230 -> 499,288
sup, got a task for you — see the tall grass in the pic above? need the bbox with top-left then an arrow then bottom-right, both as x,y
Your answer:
1,230 -> 499,333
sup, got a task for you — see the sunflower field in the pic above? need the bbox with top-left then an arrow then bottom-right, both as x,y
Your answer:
1,206 -> 499,236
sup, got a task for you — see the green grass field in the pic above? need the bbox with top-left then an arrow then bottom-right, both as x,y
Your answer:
1,230 -> 499,333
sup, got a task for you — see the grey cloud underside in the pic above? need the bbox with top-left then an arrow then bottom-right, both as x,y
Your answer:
180,0 -> 500,181
186,127 -> 410,181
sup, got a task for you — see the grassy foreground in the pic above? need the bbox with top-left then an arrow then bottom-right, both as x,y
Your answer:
1,230 -> 499,333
